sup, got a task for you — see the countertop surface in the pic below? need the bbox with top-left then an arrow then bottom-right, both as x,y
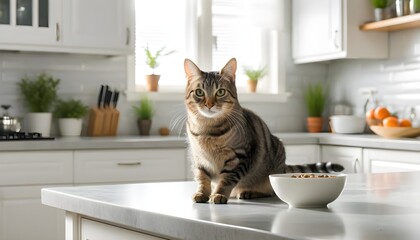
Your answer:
42,171 -> 420,240
1,133 -> 420,151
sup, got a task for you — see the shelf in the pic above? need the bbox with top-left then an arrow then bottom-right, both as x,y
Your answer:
360,13 -> 420,32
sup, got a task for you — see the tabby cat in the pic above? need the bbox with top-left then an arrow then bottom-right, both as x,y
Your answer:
184,58 -> 343,204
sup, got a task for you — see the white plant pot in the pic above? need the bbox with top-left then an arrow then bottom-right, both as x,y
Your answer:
58,118 -> 83,137
26,112 -> 52,137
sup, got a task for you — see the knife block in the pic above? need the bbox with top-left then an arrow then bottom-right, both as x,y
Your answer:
87,107 -> 119,136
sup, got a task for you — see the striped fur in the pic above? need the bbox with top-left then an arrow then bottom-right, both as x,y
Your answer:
184,58 -> 344,204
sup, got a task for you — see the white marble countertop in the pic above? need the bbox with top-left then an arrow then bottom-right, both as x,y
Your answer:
1,133 -> 420,151
42,171 -> 420,240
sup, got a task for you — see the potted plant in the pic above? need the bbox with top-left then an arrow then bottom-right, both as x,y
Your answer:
18,73 -> 60,137
371,0 -> 391,21
133,96 -> 154,135
53,99 -> 89,137
303,82 -> 328,133
144,46 -> 175,92
244,66 -> 267,93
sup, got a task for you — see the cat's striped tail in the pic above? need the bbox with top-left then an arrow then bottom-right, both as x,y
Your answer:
286,162 -> 344,173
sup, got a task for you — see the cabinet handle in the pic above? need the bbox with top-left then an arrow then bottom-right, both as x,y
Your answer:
334,30 -> 339,49
126,27 -> 130,46
117,162 -> 141,166
56,23 -> 60,42
352,158 -> 359,173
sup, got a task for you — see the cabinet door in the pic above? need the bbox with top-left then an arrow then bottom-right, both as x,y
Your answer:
0,0 -> 61,46
292,0 -> 342,62
62,0 -> 134,54
363,149 -> 420,173
0,185 -> 65,240
74,149 -> 186,184
321,146 -> 363,173
285,145 -> 320,165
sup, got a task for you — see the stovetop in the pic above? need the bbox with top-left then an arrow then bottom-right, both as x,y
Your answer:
0,132 -> 55,141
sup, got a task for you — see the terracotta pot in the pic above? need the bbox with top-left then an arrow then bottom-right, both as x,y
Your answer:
145,74 -> 160,92
247,80 -> 258,93
137,119 -> 152,136
307,117 -> 323,133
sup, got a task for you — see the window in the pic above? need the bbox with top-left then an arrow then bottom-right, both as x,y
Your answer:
128,0 -> 288,101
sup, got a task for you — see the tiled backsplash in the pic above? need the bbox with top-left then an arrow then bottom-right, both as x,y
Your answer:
328,28 -> 420,124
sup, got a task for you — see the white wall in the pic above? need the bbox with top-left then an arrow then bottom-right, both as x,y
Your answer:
328,28 -> 420,121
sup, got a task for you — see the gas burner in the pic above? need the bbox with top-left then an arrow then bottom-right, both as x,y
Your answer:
0,132 -> 55,141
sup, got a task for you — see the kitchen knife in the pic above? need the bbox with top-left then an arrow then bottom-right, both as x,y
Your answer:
110,90 -> 120,136
102,86 -> 114,135
97,85 -> 105,108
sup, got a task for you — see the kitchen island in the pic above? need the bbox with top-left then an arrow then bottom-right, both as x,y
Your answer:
42,171 -> 420,240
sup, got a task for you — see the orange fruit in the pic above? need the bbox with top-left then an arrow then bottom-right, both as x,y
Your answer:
399,118 -> 412,127
383,116 -> 398,127
374,107 -> 391,120
365,108 -> 375,119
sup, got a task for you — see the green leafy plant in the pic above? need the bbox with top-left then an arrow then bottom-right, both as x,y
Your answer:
303,82 -> 328,117
53,99 -> 89,119
18,73 -> 60,112
133,96 -> 154,120
370,0 -> 389,8
243,66 -> 267,81
144,46 -> 175,73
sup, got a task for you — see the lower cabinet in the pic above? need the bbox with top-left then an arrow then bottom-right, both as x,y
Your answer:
284,145 -> 320,165
81,218 -> 164,240
363,149 -> 420,173
321,146 -> 363,174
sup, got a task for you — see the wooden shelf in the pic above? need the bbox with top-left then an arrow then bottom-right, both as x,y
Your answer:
360,13 -> 420,32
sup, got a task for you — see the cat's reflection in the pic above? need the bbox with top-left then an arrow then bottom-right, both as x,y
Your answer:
271,207 -> 345,239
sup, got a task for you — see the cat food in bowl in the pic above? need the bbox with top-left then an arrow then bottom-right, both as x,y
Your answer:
330,115 -> 365,134
269,173 -> 346,208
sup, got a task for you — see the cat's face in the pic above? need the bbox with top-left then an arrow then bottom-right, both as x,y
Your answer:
184,58 -> 238,119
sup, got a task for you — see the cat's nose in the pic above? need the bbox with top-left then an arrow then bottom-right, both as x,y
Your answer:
205,100 -> 214,109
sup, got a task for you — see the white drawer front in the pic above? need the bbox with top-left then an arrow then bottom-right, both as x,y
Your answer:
74,149 -> 186,184
0,151 -> 73,186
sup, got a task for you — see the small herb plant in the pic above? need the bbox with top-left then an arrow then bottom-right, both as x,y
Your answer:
144,46 -> 175,74
133,96 -> 154,120
18,73 -> 60,112
303,82 -> 328,117
370,0 -> 389,8
244,66 -> 267,81
53,99 -> 89,119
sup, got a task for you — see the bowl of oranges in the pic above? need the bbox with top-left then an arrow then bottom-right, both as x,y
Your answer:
366,106 -> 420,138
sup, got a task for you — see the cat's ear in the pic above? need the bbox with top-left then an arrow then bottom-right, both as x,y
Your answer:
184,58 -> 201,81
220,58 -> 237,82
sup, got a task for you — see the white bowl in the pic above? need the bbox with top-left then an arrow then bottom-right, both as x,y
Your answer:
269,173 -> 346,208
330,115 -> 365,134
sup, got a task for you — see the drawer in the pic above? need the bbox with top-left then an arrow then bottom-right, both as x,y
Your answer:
0,151 -> 73,186
74,149 -> 186,184
81,218 -> 164,240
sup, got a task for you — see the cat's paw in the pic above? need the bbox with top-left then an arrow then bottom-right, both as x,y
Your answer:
238,191 -> 270,199
210,194 -> 228,204
192,192 -> 209,203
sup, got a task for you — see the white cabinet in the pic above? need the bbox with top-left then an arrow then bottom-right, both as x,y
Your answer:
74,149 -> 187,184
321,146 -> 363,173
285,145 -> 320,164
0,0 -> 134,55
0,0 -> 61,47
0,151 -> 73,240
61,0 -> 134,55
81,218 -> 164,240
363,149 -> 420,173
292,0 -> 387,64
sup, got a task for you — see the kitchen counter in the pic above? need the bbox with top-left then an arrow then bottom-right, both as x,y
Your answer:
1,133 -> 420,151
42,171 -> 420,240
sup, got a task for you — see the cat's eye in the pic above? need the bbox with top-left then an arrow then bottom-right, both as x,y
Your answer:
216,89 -> 226,97
195,89 -> 205,97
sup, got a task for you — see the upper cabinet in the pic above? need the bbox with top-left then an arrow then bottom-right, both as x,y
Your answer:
0,0 -> 134,55
292,0 -> 388,64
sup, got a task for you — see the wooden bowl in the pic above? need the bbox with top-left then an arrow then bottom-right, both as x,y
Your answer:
370,126 -> 420,138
